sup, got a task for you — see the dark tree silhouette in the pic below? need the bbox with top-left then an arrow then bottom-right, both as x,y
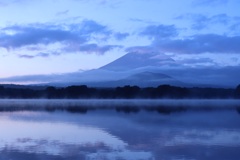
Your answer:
154,85 -> 189,98
46,86 -> 57,98
115,85 -> 140,98
235,84 -> 240,98
0,84 -> 237,99
0,86 -> 4,90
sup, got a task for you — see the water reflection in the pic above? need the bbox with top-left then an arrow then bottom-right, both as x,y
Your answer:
0,100 -> 239,159
0,111 -> 155,160
0,116 -> 126,153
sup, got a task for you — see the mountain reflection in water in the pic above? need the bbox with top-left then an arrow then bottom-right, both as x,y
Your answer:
0,100 -> 239,160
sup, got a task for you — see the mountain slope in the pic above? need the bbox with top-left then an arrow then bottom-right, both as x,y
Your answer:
61,71 -> 185,88
100,52 -> 175,71
112,71 -> 185,87
126,71 -> 172,81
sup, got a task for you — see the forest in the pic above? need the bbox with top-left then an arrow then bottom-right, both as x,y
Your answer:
0,84 -> 240,99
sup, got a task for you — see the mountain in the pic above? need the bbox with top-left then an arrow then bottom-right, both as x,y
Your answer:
1,52 -> 240,88
100,52 -> 175,71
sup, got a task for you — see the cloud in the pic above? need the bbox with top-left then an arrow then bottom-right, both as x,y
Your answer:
76,19 -> 110,36
140,24 -> 178,39
154,34 -> 240,54
18,52 -> 49,59
0,19 -> 128,57
128,34 -> 240,54
176,14 -> 236,30
74,0 -> 121,6
63,43 -> 122,54
129,18 -> 156,25
125,46 -> 158,54
114,33 -> 129,40
0,74 -> 59,83
0,25 -> 83,49
192,0 -> 228,6
229,17 -> 240,33
56,10 -> 69,16
0,0 -> 31,6
0,20 -> 111,50
176,58 -> 217,66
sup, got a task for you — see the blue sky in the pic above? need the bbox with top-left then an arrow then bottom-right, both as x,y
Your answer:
0,0 -> 240,78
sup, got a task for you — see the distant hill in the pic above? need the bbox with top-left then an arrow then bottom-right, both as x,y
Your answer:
112,71 -> 185,87
126,71 -> 172,80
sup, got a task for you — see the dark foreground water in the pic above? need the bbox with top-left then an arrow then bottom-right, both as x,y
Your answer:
0,99 -> 240,160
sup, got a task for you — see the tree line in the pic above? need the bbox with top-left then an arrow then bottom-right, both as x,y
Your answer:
0,84 -> 240,99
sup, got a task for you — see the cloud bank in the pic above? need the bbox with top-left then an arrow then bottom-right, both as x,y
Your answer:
154,34 -> 240,54
0,20 -> 126,56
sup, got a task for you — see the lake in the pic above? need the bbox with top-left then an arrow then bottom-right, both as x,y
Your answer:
0,99 -> 240,160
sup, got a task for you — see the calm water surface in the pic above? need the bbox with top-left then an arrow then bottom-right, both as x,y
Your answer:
0,100 -> 240,160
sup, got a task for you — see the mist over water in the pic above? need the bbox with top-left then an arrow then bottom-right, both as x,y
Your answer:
0,99 -> 240,159
0,99 -> 239,111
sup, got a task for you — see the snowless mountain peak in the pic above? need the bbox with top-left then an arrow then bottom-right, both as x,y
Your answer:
100,52 -> 175,71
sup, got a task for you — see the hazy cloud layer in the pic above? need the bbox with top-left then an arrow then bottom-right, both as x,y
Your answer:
1,65 -> 240,87
176,58 -> 217,67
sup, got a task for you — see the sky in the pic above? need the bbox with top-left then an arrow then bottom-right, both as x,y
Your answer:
0,0 -> 240,79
